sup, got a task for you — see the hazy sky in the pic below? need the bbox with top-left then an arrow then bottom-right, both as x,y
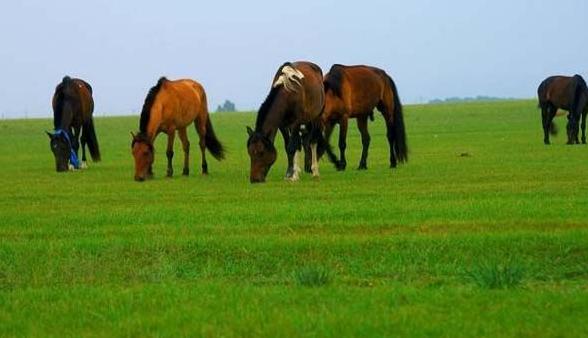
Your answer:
1,0 -> 587,118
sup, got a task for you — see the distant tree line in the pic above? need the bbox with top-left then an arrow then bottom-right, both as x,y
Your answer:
215,100 -> 236,113
428,96 -> 516,104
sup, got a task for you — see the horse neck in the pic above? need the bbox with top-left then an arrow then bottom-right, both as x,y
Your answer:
143,106 -> 162,142
54,101 -> 73,130
259,99 -> 290,142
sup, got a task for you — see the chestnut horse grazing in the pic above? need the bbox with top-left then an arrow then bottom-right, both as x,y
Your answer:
538,75 -> 588,145
322,64 -> 407,170
47,76 -> 101,172
131,77 -> 225,181
247,61 -> 332,183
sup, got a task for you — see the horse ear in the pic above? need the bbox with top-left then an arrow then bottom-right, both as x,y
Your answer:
45,131 -> 53,139
246,126 -> 254,136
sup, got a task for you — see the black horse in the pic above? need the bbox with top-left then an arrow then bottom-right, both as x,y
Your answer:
46,76 -> 101,171
538,75 -> 588,145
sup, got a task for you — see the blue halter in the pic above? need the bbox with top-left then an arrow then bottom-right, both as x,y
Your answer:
54,129 -> 80,169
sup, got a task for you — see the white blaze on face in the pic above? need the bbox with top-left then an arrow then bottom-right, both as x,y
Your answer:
311,143 -> 319,178
273,65 -> 305,92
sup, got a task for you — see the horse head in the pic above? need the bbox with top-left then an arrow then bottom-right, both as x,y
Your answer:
246,126 -> 277,183
46,130 -> 74,172
131,132 -> 154,181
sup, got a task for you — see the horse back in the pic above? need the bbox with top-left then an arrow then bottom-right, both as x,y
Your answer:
52,77 -> 94,129
156,79 -> 207,130
292,61 -> 324,122
326,65 -> 388,115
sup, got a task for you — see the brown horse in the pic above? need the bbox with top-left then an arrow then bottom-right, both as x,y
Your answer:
246,61 -> 331,183
131,77 -> 225,181
538,75 -> 588,145
322,64 -> 407,170
47,76 -> 100,172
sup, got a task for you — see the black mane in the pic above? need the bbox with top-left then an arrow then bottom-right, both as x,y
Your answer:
324,64 -> 345,98
140,77 -> 167,132
53,76 -> 75,129
255,86 -> 280,131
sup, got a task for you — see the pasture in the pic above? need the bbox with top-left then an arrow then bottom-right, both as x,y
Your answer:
1,100 -> 587,337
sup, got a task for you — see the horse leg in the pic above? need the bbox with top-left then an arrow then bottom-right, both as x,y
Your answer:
541,106 -> 552,145
195,121 -> 208,175
166,131 -> 175,177
80,131 -> 88,169
323,121 -> 340,166
285,127 -> 301,181
311,141 -> 320,178
70,126 -> 81,170
566,112 -> 576,145
178,128 -> 190,175
302,126 -> 312,173
337,117 -> 348,171
281,127 -> 294,178
581,111 -> 587,144
357,116 -> 370,170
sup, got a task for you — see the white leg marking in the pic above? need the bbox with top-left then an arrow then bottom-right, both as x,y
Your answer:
287,150 -> 301,182
68,164 -> 75,171
81,161 -> 88,169
311,143 -> 320,178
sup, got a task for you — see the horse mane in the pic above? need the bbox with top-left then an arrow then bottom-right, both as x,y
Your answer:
255,86 -> 280,130
53,76 -> 75,129
140,77 -> 167,133
324,64 -> 345,97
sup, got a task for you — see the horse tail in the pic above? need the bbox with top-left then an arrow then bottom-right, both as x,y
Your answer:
314,123 -> 339,168
83,117 -> 101,161
571,75 -> 586,118
204,115 -> 225,160
385,74 -> 408,163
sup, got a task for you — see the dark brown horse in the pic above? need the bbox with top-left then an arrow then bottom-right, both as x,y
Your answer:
131,77 -> 224,181
322,64 -> 407,170
247,61 -> 331,183
46,76 -> 100,172
538,75 -> 588,145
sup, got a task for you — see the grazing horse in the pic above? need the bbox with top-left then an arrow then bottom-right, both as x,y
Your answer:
538,75 -> 588,145
321,64 -> 408,170
247,61 -> 332,183
46,76 -> 101,172
131,77 -> 225,181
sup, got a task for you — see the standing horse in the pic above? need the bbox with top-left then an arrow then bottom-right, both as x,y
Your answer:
322,64 -> 407,170
538,75 -> 588,145
131,77 -> 224,181
46,76 -> 101,172
246,61 -> 332,183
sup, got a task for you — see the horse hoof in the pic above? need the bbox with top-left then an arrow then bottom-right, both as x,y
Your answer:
182,169 -> 189,176
68,164 -> 75,171
357,165 -> 367,171
81,161 -> 88,169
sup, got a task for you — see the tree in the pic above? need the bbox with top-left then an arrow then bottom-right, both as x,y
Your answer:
215,100 -> 236,113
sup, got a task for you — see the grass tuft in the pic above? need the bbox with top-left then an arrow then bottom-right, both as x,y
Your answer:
294,266 -> 332,287
467,261 -> 525,289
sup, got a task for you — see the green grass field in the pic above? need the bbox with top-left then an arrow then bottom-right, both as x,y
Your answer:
1,100 -> 587,337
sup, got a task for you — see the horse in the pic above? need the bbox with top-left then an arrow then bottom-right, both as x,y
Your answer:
538,74 -> 588,145
131,77 -> 225,181
321,64 -> 408,170
46,76 -> 101,172
246,61 -> 333,183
